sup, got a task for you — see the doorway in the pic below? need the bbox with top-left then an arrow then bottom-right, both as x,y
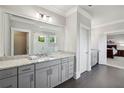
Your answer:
107,33 -> 124,69
79,24 -> 91,74
99,31 -> 124,69
11,28 -> 31,56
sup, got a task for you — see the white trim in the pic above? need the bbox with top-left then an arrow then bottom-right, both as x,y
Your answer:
2,8 -> 64,27
106,64 -> 124,70
105,29 -> 124,34
11,30 -> 14,56
92,19 -> 124,29
11,28 -> 31,56
11,28 -> 31,33
41,5 -> 79,18
73,72 -> 81,79
66,6 -> 78,17
10,15 -> 35,25
66,6 -> 92,19
78,7 -> 92,20
98,33 -> 107,65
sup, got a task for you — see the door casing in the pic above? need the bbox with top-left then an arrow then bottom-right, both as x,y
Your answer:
11,28 -> 31,56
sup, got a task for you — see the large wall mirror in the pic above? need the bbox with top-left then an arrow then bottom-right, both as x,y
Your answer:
0,13 -> 64,57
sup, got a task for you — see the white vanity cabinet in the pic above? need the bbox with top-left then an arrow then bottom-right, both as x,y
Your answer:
0,56 -> 75,88
91,50 -> 98,67
36,56 -> 74,88
36,67 -> 49,88
0,76 -> 17,88
61,62 -> 69,82
18,65 -> 34,88
35,60 -> 61,88
50,64 -> 60,87
0,68 -> 17,88
68,57 -> 74,78
61,57 -> 74,82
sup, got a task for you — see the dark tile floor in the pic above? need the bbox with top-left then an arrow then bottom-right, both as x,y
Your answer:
56,64 -> 124,88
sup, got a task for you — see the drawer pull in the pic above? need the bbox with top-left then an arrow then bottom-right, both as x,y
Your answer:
22,68 -> 31,72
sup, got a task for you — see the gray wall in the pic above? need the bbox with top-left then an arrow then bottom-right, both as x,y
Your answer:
64,12 -> 77,52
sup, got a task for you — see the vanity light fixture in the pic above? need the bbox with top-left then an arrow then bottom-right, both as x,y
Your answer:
36,13 -> 40,19
43,15 -> 47,20
39,13 -> 52,22
47,16 -> 52,22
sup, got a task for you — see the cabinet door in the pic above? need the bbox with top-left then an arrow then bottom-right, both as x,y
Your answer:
18,72 -> 34,88
69,62 -> 74,78
50,65 -> 59,87
36,68 -> 49,88
0,76 -> 17,88
61,62 -> 69,82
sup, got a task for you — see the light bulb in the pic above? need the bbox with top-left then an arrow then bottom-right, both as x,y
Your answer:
48,17 -> 52,22
43,15 -> 47,20
36,13 -> 40,19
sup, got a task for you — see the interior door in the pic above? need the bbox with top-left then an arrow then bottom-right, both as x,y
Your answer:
80,27 -> 89,73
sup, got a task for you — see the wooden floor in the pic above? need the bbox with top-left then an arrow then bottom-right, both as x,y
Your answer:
56,64 -> 124,88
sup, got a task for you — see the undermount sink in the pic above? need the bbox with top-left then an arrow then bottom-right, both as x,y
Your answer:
28,55 -> 55,62
37,57 -> 55,62
28,55 -> 38,60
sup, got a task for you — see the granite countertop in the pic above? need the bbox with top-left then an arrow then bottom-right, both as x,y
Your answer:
0,52 -> 75,70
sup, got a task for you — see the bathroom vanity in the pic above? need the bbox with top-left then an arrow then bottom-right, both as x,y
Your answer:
0,52 -> 75,88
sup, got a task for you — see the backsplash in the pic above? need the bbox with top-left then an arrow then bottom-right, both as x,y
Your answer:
32,32 -> 56,54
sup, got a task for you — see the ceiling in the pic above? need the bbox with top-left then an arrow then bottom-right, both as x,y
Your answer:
80,5 -> 124,27
40,5 -> 124,27
40,5 -> 75,16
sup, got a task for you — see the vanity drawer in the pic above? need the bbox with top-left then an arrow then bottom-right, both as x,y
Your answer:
0,76 -> 17,88
61,58 -> 69,63
36,60 -> 60,70
69,67 -> 74,74
18,64 -> 34,74
69,61 -> 74,66
68,57 -> 74,62
0,68 -> 17,80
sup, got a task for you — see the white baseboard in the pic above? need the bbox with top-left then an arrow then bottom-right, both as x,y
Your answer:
106,64 -> 124,70
73,72 -> 81,80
